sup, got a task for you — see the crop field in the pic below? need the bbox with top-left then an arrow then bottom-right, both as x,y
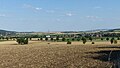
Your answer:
0,41 -> 119,68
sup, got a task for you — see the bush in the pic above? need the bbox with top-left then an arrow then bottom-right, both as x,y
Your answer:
2,37 -> 4,40
77,38 -> 80,41
110,38 -> 114,44
10,37 -> 13,40
40,38 -> 43,40
81,37 -> 85,41
83,40 -> 87,44
16,38 -> 21,44
38,39 -> 40,41
89,37 -> 92,41
16,38 -> 28,45
101,38 -> 104,41
92,42 -> 95,44
45,38 -> 48,41
50,38 -> 54,41
117,37 -> 120,40
48,43 -> 50,44
106,38 -> 109,41
112,37 -> 115,40
62,37 -> 66,41
67,41 -> 72,44
30,38 -> 32,40
67,39 -> 69,41
13,38 -> 15,40
56,36 -> 59,41
24,38 -> 28,44
114,40 -> 117,44
82,37 -> 87,44
6,37 -> 9,40
72,38 -> 75,41
83,39 -> 87,44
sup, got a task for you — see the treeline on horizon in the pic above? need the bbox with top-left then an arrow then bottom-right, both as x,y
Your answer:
0,32 -> 120,45
0,32 -> 120,41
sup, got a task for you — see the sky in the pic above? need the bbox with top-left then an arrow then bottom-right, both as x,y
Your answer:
0,0 -> 120,32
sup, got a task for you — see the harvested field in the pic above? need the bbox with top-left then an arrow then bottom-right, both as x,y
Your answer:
0,41 -> 119,68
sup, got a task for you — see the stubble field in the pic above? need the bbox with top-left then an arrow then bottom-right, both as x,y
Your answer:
0,41 -> 119,68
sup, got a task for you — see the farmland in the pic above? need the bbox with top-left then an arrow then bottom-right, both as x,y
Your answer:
1,0 -> 120,67
0,40 -> 119,68
0,29 -> 120,68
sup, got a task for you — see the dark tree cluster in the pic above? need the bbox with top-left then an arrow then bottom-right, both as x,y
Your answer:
16,38 -> 28,45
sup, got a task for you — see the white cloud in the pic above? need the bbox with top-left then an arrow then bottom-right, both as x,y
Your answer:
23,4 -> 42,11
86,16 -> 98,19
0,14 -> 6,17
23,4 -> 32,8
66,13 -> 74,16
85,16 -> 103,21
85,16 -> 120,22
35,8 -> 42,10
46,10 -> 55,13
93,6 -> 102,9
23,4 -> 57,14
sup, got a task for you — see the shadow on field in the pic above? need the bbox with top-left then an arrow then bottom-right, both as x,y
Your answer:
8,43 -> 19,45
97,46 -> 120,49
85,46 -> 120,67
87,50 -> 120,61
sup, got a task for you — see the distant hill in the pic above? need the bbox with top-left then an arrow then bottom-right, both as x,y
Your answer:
0,29 -> 16,36
107,28 -> 120,32
0,28 -> 120,36
79,28 -> 120,33
85,29 -> 109,32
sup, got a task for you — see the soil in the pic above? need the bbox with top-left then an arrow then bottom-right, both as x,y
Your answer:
0,41 -> 119,68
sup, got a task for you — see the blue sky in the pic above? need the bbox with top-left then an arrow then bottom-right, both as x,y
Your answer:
0,0 -> 120,32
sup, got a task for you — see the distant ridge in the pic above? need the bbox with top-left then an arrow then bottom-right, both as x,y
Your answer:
106,28 -> 120,32
0,29 -> 16,32
0,29 -> 16,36
0,28 -> 120,36
58,28 -> 120,33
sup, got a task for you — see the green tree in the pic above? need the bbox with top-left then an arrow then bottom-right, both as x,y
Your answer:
40,38 -> 43,40
56,36 -> 59,41
24,38 -> 28,44
2,37 -> 4,40
50,38 -> 54,41
67,40 -> 71,44
114,40 -> 117,44
82,37 -> 87,44
110,38 -> 114,44
16,38 -> 28,45
83,39 -> 87,44
106,37 -> 109,41
10,37 -> 13,40
6,37 -> 9,40
101,38 -> 104,41
89,37 -> 93,41
30,38 -> 32,40
117,37 -> 120,40
62,37 -> 66,41
81,37 -> 85,41
92,42 -> 95,44
38,39 -> 40,41
45,37 -> 48,41
77,38 -> 80,41
72,38 -> 75,41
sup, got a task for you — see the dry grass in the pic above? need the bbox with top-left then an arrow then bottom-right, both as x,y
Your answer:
0,41 -> 119,68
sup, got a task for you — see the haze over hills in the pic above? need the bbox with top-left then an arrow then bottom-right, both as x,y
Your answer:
0,30 -> 16,36
0,28 -> 120,34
